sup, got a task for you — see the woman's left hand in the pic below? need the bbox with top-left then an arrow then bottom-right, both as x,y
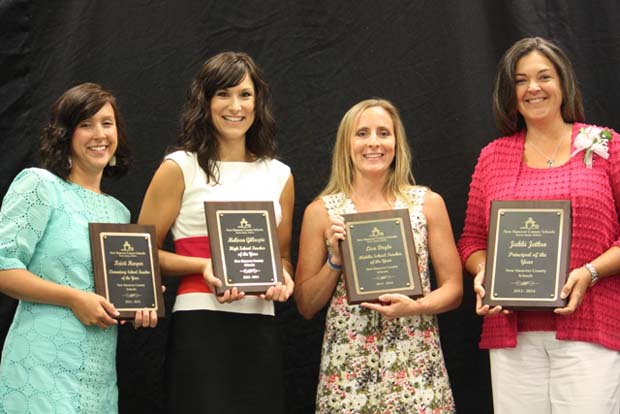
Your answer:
361,294 -> 422,320
129,309 -> 159,329
121,285 -> 166,328
261,269 -> 294,302
554,267 -> 591,315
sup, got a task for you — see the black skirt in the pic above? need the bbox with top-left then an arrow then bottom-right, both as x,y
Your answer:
165,309 -> 286,414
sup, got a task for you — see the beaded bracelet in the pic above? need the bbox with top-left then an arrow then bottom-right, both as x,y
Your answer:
326,252 -> 342,272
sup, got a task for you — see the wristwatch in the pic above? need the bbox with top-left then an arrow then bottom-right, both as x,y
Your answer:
584,262 -> 599,286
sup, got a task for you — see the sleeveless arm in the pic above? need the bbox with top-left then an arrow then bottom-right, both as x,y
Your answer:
294,199 -> 342,318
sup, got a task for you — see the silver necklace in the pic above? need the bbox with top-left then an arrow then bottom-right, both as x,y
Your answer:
527,136 -> 564,168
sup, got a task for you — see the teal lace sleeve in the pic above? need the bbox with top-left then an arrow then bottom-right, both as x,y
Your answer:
0,168 -> 57,270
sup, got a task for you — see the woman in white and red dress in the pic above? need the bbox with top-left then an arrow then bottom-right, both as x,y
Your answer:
138,52 -> 294,414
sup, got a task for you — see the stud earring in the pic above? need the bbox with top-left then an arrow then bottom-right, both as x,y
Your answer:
109,155 -> 117,167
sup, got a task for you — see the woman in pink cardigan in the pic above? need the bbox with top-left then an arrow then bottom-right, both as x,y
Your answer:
459,37 -> 620,414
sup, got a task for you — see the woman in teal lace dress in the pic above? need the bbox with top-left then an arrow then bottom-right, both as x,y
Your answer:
0,83 -> 157,413
295,99 -> 462,413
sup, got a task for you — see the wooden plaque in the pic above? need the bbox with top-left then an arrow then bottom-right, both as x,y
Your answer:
89,223 -> 165,319
340,209 -> 423,304
484,200 -> 571,309
205,201 -> 284,295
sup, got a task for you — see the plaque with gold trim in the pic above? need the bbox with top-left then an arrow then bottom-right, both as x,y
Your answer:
89,223 -> 165,319
483,200 -> 571,309
340,209 -> 423,304
205,201 -> 284,295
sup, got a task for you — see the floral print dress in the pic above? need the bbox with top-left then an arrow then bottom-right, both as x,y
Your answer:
316,187 -> 455,414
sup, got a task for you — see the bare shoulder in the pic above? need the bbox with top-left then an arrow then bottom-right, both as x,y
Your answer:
422,189 -> 448,221
304,198 -> 328,222
147,159 -> 183,191
423,189 -> 446,208
156,159 -> 183,179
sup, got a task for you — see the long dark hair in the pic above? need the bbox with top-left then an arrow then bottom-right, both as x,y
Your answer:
493,37 -> 585,135
39,82 -> 130,178
177,51 -> 276,184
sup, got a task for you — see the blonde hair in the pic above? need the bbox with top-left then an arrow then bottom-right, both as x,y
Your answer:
319,98 -> 415,200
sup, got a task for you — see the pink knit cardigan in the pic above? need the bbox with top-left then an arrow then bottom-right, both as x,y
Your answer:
458,123 -> 620,350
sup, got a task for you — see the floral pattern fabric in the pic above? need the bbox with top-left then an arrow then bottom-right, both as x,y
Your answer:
317,188 -> 455,414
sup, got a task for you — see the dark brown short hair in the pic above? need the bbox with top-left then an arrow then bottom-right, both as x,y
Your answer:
40,82 -> 130,178
493,37 -> 584,135
177,51 -> 276,184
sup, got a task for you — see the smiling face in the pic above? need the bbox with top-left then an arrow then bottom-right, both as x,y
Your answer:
514,51 -> 564,126
69,102 -> 118,178
210,73 -> 256,142
350,106 -> 396,178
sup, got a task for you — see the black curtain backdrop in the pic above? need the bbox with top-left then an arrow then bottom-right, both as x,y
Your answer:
1,1 -> 619,413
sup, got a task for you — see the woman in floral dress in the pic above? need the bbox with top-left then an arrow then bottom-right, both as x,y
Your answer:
295,98 -> 462,414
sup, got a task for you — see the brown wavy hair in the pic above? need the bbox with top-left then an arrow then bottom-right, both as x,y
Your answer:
39,82 -> 130,179
176,51 -> 276,184
493,37 -> 585,135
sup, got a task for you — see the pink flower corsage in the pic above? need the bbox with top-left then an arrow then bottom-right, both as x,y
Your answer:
571,126 -> 614,168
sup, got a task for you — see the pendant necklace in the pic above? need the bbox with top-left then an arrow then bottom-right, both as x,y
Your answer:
527,136 -> 564,168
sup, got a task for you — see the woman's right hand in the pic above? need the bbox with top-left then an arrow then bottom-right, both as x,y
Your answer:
473,268 -> 505,316
202,258 -> 245,303
69,290 -> 119,329
325,215 -> 346,264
